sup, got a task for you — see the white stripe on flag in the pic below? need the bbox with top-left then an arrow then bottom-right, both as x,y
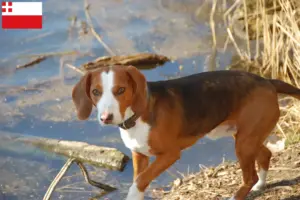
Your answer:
2,2 -> 42,16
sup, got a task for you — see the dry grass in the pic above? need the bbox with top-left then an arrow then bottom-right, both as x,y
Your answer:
161,143 -> 300,200
225,0 -> 300,145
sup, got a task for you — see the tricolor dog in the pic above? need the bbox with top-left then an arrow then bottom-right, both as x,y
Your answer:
72,65 -> 300,200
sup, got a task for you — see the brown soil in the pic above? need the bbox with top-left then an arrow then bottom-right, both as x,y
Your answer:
161,143 -> 300,200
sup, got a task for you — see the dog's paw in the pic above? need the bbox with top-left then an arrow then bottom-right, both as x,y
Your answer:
125,183 -> 144,200
251,181 -> 265,191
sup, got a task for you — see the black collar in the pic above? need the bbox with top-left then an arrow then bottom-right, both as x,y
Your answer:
119,86 -> 150,130
118,113 -> 140,130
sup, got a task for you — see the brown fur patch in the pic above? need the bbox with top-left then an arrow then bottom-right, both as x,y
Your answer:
111,66 -> 136,119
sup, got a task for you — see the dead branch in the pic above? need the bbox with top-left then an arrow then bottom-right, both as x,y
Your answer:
206,0 -> 218,72
82,53 -> 170,71
16,56 -> 47,70
43,159 -> 117,200
83,0 -> 116,56
65,63 -> 85,75
43,158 -> 75,200
15,50 -> 90,71
0,133 -> 125,199
16,136 -> 129,171
76,161 -> 117,192
20,50 -> 81,58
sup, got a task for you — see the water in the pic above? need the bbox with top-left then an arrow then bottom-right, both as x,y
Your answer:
0,0 -> 238,199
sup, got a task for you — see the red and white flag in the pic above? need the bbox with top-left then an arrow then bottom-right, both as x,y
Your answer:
2,1 -> 43,29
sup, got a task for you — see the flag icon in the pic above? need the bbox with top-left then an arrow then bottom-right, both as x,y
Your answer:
2,1 -> 43,29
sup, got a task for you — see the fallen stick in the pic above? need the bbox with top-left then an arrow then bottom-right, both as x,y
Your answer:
81,53 -> 171,71
76,161 -> 116,191
16,56 -> 47,70
19,50 -> 82,58
0,133 -> 126,199
15,51 -> 92,70
65,63 -> 85,75
43,158 -> 117,200
43,158 -> 75,200
16,136 -> 129,171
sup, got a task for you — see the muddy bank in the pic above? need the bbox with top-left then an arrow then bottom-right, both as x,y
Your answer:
161,143 -> 300,200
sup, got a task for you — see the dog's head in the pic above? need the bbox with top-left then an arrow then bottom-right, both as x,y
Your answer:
72,65 -> 147,126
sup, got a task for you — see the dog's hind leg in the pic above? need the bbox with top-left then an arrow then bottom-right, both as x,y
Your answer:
252,145 -> 272,191
232,133 -> 260,200
230,88 -> 280,200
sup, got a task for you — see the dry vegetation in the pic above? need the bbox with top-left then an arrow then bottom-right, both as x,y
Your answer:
226,0 -> 300,145
162,0 -> 300,199
161,143 -> 300,200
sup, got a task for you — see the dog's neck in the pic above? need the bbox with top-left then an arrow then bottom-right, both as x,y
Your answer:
118,84 -> 152,130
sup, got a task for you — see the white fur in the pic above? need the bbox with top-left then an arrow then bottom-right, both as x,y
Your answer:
96,70 -> 123,124
125,182 -> 144,200
119,111 -> 152,157
251,169 -> 267,191
206,125 -> 237,140
264,134 -> 286,153
228,197 -> 236,200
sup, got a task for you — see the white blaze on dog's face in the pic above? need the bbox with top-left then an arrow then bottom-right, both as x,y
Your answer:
71,65 -> 147,125
94,69 -> 133,125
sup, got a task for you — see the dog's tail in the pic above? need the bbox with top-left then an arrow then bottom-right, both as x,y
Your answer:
269,79 -> 300,100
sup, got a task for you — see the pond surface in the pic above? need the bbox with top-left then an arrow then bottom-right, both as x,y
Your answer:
0,0 -> 240,199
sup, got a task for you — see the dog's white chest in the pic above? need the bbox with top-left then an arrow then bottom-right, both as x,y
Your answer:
119,118 -> 152,157
206,125 -> 237,140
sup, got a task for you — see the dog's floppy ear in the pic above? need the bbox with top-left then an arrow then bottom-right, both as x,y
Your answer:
72,72 -> 93,120
126,65 -> 147,115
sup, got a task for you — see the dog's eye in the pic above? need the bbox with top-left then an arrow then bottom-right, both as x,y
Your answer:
92,89 -> 101,96
116,87 -> 125,95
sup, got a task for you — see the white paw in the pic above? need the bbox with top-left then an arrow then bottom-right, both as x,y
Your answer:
251,181 -> 265,191
251,169 -> 267,191
125,183 -> 144,200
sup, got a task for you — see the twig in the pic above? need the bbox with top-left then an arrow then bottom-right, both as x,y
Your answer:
16,56 -> 47,70
56,190 -> 99,194
245,5 -> 282,18
76,161 -> 117,192
207,0 -> 218,72
83,0 -> 116,56
15,50 -> 90,71
210,0 -> 217,47
226,28 -> 244,58
65,63 -> 85,75
255,0 -> 260,60
224,0 -> 241,22
276,22 -> 300,47
24,31 -> 55,42
43,158 -> 75,200
19,50 -> 80,58
242,0 -> 251,59
43,159 -> 117,200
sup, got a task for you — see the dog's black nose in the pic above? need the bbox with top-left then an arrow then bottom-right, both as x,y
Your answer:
100,112 -> 114,123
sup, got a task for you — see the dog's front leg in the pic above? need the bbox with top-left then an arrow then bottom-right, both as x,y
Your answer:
132,151 -> 149,181
125,150 -> 180,200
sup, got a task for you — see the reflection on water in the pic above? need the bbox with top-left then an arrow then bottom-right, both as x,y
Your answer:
0,0 -> 239,199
